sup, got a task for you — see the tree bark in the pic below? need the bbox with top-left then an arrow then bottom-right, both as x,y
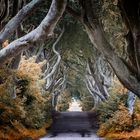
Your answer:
88,62 -> 108,99
127,91 -> 136,115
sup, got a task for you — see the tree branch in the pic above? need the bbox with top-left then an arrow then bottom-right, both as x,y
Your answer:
0,0 -> 67,65
44,27 -> 65,80
85,74 -> 106,101
0,0 -> 44,44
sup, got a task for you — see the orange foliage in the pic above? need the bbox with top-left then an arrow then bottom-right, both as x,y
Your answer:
97,77 -> 140,139
97,104 -> 133,136
106,129 -> 140,139
0,57 -> 52,140
111,76 -> 128,95
2,40 -> 9,48
17,56 -> 46,80
0,121 -> 47,140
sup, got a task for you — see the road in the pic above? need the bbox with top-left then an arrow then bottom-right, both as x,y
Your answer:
40,111 -> 110,140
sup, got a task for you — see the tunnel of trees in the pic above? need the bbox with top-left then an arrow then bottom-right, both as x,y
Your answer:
0,0 -> 140,139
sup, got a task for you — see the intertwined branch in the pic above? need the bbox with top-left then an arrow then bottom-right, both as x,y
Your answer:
0,0 -> 67,65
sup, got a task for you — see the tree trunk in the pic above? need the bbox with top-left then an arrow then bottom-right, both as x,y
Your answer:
84,23 -> 140,97
127,91 -> 136,115
81,0 -> 140,97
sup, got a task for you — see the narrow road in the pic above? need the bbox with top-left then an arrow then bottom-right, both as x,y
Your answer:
40,111 -> 110,140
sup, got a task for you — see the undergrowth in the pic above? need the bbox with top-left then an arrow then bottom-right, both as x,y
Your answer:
96,79 -> 140,138
0,57 -> 52,140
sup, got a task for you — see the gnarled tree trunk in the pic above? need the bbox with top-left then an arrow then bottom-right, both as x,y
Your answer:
80,0 -> 140,97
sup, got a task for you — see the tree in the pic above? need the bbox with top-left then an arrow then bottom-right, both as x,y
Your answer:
66,0 -> 140,97
85,55 -> 113,106
0,0 -> 67,64
0,0 -> 140,97
82,0 -> 140,97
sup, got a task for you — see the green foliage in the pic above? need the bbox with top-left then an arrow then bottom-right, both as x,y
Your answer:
80,93 -> 94,111
100,0 -> 127,56
56,90 -> 71,111
60,22 -> 93,59
97,92 -> 128,123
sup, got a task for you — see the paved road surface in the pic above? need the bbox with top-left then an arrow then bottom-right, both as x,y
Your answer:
40,111 -> 110,140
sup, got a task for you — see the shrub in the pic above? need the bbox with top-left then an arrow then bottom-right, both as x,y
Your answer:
80,94 -> 94,111
97,104 -> 133,136
0,57 -> 52,139
96,92 -> 128,124
56,90 -> 71,111
97,80 -> 140,138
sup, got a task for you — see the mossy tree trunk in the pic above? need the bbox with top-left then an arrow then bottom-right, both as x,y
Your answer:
80,0 -> 140,97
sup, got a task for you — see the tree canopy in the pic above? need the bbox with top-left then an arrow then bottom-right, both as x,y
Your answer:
0,0 -> 140,97
0,0 -> 140,139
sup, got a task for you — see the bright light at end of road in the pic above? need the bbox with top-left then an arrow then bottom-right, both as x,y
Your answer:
68,99 -> 82,111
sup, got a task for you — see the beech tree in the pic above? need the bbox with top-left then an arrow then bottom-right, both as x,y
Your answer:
85,55 -> 113,105
0,0 -> 67,64
66,0 -> 140,97
82,0 -> 140,97
0,0 -> 140,98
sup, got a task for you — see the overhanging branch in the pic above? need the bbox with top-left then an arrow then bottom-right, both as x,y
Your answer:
0,0 -> 67,65
0,0 -> 45,44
